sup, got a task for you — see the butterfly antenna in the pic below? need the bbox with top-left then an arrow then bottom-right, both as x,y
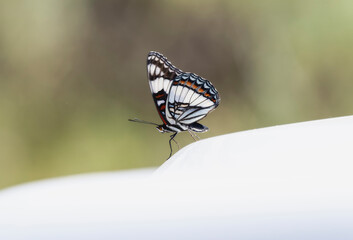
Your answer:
128,118 -> 159,126
168,133 -> 178,159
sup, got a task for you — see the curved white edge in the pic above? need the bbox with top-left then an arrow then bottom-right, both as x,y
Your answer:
156,115 -> 353,179
0,116 -> 353,240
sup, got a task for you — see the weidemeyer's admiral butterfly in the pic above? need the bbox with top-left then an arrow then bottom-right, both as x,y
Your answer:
129,51 -> 220,159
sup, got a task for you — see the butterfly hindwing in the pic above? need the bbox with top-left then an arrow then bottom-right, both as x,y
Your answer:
166,72 -> 220,125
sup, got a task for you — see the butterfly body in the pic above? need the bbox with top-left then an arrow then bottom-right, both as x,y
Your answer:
156,121 -> 208,134
130,51 -> 220,159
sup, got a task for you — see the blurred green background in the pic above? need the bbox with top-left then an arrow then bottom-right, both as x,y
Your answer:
1,0 -> 352,189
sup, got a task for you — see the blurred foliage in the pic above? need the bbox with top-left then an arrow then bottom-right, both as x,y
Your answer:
0,0 -> 353,188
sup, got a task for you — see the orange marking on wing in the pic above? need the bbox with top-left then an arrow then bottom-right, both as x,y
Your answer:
192,84 -> 198,89
212,99 -> 216,103
160,105 -> 166,110
155,93 -> 165,99
198,88 -> 204,93
186,82 -> 192,86
180,80 -> 185,84
204,93 -> 211,97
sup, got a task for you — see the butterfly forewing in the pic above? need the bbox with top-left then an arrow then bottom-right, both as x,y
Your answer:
147,51 -> 182,125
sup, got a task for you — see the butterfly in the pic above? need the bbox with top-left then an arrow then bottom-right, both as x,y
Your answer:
129,51 -> 220,159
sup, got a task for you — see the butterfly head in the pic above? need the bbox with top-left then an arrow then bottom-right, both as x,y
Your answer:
156,125 -> 165,133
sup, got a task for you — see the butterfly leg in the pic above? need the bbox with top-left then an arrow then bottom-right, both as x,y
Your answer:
193,132 -> 200,140
187,129 -> 200,141
168,132 -> 178,159
172,138 -> 180,150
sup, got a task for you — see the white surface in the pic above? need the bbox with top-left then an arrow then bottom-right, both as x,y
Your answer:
156,115 -> 353,178
1,116 -> 353,239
